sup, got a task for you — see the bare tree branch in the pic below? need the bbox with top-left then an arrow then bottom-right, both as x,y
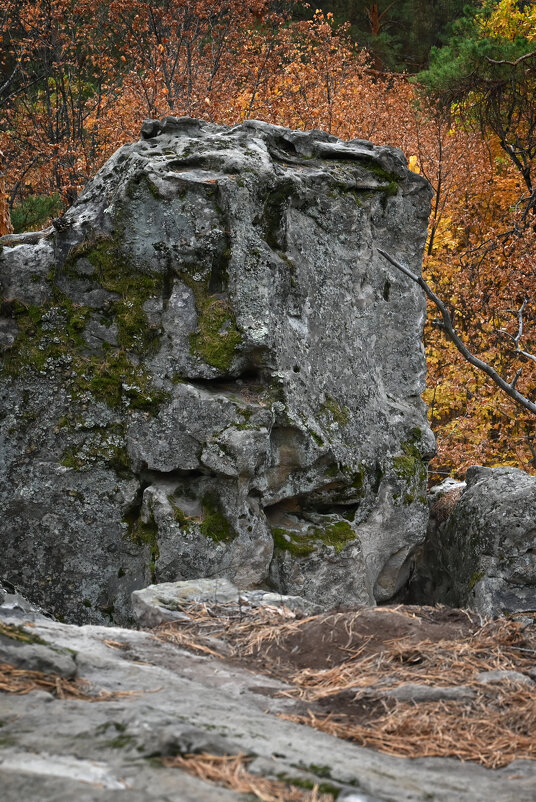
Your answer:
511,299 -> 536,366
497,298 -> 536,367
377,247 -> 536,415
486,49 -> 536,67
0,226 -> 53,247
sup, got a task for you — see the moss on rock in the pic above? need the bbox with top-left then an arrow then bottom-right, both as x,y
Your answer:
168,494 -> 237,544
60,428 -> 130,475
127,510 -> 159,583
199,495 -> 237,543
74,238 -> 163,356
319,395 -> 350,427
189,297 -> 242,372
272,520 -> 356,557
393,431 -> 428,505
2,238 -> 169,415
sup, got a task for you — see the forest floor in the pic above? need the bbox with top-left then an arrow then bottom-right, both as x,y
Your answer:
2,601 -> 536,801
154,602 -> 536,769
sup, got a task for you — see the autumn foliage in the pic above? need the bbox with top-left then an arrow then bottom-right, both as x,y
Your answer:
1,0 -> 535,478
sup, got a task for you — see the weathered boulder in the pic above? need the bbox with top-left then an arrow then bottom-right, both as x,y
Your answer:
0,117 -> 434,624
410,467 -> 536,616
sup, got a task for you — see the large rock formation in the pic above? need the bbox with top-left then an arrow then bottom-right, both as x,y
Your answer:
0,117 -> 434,624
411,467 -> 536,616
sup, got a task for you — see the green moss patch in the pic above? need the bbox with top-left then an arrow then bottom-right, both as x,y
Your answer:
393,443 -> 427,484
74,238 -> 163,356
2,296 -> 90,376
2,238 -> 169,415
127,512 -> 159,583
168,494 -> 237,544
393,431 -> 428,505
273,520 -> 356,557
277,773 -> 340,797
354,157 -> 400,196
189,297 -> 242,372
200,495 -> 237,543
319,395 -> 350,427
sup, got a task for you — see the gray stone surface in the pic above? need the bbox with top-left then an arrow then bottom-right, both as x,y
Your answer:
131,577 -> 320,627
0,581 -> 48,620
410,467 -> 536,616
475,670 -> 534,686
0,117 -> 434,624
1,611 -> 535,802
0,636 -> 77,678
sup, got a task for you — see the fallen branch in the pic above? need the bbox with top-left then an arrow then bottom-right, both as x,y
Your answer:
377,247 -> 536,415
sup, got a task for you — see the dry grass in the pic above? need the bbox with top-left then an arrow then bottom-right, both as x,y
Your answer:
156,600 -> 315,659
281,688 -> 536,768
0,662 -> 145,701
163,753 -> 335,801
289,618 -> 534,699
154,603 -> 536,768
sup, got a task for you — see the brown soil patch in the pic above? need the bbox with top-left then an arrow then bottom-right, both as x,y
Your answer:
233,605 -> 479,673
155,603 -> 536,768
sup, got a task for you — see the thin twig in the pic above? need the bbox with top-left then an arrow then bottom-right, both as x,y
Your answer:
377,248 -> 536,415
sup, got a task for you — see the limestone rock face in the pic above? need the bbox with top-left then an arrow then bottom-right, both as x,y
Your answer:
412,467 -> 536,616
0,117 -> 433,624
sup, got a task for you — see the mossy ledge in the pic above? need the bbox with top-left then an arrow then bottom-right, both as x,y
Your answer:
170,494 -> 237,544
272,520 -> 356,557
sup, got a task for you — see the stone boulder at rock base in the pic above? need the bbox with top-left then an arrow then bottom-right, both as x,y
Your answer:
411,466 -> 536,616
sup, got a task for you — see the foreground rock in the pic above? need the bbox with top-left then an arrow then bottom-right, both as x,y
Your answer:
411,467 -> 536,616
1,606 -> 535,802
0,117 -> 434,624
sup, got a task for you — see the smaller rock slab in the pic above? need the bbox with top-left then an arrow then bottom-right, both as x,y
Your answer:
359,683 -> 475,703
131,578 -> 320,627
476,670 -> 534,686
